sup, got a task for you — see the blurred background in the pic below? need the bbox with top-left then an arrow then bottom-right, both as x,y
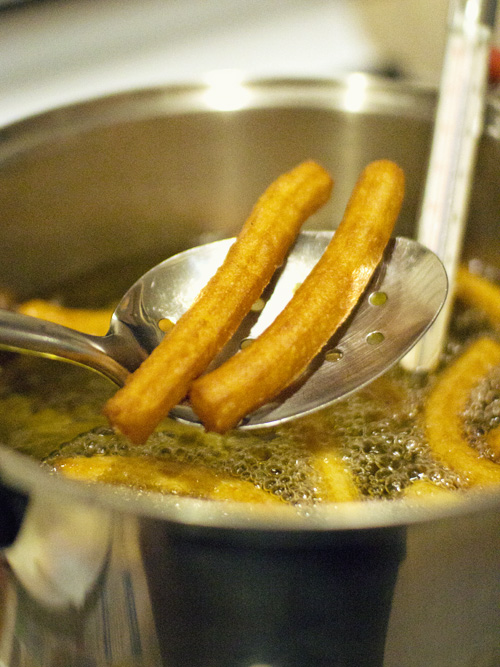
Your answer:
0,0 -> 498,126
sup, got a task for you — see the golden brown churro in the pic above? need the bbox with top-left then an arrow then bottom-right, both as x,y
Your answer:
190,160 -> 404,432
54,455 -> 283,503
104,161 -> 333,443
424,337 -> 500,486
17,300 -> 114,336
403,479 -> 457,502
486,426 -> 500,460
311,451 -> 360,502
455,265 -> 500,328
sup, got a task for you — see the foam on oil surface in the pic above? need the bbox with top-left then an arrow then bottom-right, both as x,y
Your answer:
48,364 -> 465,503
463,366 -> 500,460
1,298 -> 499,505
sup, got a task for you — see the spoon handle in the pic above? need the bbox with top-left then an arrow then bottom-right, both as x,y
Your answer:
0,310 -> 129,385
402,0 -> 497,372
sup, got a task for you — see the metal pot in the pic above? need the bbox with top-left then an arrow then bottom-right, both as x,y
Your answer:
0,76 -> 498,667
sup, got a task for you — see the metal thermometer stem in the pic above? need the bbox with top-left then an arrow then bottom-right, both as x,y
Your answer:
402,0 -> 497,372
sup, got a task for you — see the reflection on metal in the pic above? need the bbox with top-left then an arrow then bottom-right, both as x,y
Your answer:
343,72 -> 370,113
0,516 -> 161,666
5,494 -> 112,609
202,69 -> 252,111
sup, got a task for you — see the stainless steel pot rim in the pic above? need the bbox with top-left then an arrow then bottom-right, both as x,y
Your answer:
0,74 -> 499,531
1,72 -> 498,145
0,439 -> 499,532
0,73 -> 440,168
1,72 -> 497,149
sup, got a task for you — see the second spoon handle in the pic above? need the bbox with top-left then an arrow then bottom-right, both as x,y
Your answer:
0,310 -> 129,385
402,0 -> 497,372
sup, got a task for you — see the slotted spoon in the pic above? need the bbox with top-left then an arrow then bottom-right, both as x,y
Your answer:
0,232 -> 447,428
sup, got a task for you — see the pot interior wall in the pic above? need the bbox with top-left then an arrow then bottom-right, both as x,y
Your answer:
0,85 -> 430,300
0,81 -> 497,302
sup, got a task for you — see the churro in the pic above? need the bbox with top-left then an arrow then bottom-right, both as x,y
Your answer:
54,455 -> 282,503
104,161 -> 333,443
311,451 -> 360,502
17,300 -> 114,336
424,337 -> 500,486
455,265 -> 500,328
190,160 -> 404,432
